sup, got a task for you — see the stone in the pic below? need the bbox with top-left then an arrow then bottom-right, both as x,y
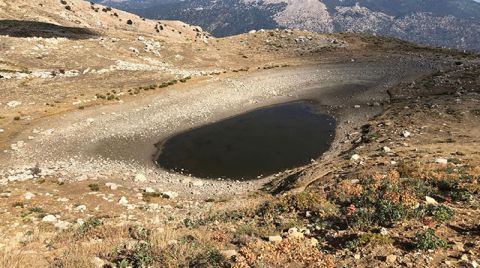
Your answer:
354,105 -> 361,108
402,131 -> 411,138
383,146 -> 392,153
92,257 -> 107,268
385,255 -> 397,263
105,182 -> 118,190
461,254 -> 469,261
472,260 -> 478,268
310,237 -> 319,246
55,220 -> 71,230
75,205 -> 87,212
24,192 -> 35,200
380,227 -> 389,236
287,228 -> 304,239
0,129 -> 4,133
86,118 -> 95,124
351,154 -> 361,161
425,196 -> 438,205
161,191 -> 178,199
268,235 -> 283,242
6,101 -> 21,108
435,158 -> 448,165
42,215 -> 57,222
118,196 -> 129,205
144,187 -> 155,193
134,173 -> 147,182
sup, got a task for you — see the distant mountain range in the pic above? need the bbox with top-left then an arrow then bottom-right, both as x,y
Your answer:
92,0 -> 480,52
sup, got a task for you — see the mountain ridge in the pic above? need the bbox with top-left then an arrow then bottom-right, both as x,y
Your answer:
93,0 -> 480,51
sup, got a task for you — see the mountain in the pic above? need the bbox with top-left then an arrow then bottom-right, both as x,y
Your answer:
92,0 -> 480,52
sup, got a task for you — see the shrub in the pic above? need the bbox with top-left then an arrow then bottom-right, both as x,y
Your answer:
428,205 -> 454,222
414,229 -> 448,250
78,217 -> 102,235
88,183 -> 99,191
346,233 -> 393,249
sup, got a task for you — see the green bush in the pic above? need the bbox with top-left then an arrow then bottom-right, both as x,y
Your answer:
414,229 -> 448,250
429,205 -> 454,222
347,233 -> 393,249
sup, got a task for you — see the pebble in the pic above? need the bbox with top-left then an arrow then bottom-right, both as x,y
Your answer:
383,146 -> 392,152
402,131 -> 411,138
118,196 -> 129,205
425,196 -> 438,205
161,191 -> 178,199
385,255 -> 397,263
435,158 -> 448,165
42,215 -> 57,222
351,154 -> 361,161
268,235 -> 283,242
105,182 -> 119,190
24,192 -> 35,200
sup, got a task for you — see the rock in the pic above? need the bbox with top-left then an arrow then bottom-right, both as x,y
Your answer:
287,228 -> 304,239
435,158 -> 448,165
472,260 -> 478,268
86,118 -> 95,125
425,196 -> 438,205
310,237 -> 319,247
354,254 -> 361,260
0,129 -> 4,133
144,187 -> 155,193
461,254 -> 469,261
385,255 -> 397,263
268,235 -> 282,242
75,205 -> 87,212
402,131 -> 411,138
24,192 -> 35,200
453,242 -> 465,252
118,196 -> 129,205
380,227 -> 389,236
221,250 -> 238,259
383,146 -> 392,153
351,154 -> 361,161
42,215 -> 57,222
161,191 -> 178,199
134,173 -> 147,182
55,220 -> 71,230
105,182 -> 118,190
92,257 -> 107,268
354,105 -> 361,108
248,30 -> 257,34
6,101 -> 21,108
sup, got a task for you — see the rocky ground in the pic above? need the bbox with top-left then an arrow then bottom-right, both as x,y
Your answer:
0,0 -> 479,267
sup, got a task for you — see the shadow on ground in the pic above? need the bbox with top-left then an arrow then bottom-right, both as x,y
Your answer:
0,20 -> 98,39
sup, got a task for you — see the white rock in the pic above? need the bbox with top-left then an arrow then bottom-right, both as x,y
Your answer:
192,180 -> 204,187
354,105 -> 361,108
435,158 -> 448,165
42,215 -> 57,222
86,118 -> 95,125
268,235 -> 282,242
144,187 -> 155,193
383,146 -> 392,153
6,101 -> 21,108
351,154 -> 361,161
75,205 -> 87,212
24,192 -> 35,200
380,227 -> 389,236
105,182 -> 119,190
55,220 -> 71,230
248,30 -> 257,34
0,129 -> 4,133
161,191 -> 178,199
118,196 -> 129,205
402,131 -> 411,138
425,196 -> 438,205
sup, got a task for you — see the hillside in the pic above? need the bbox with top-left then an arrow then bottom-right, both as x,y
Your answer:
95,0 -> 480,52
0,0 -> 479,267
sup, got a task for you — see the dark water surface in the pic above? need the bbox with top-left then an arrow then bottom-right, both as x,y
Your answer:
156,101 -> 336,180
